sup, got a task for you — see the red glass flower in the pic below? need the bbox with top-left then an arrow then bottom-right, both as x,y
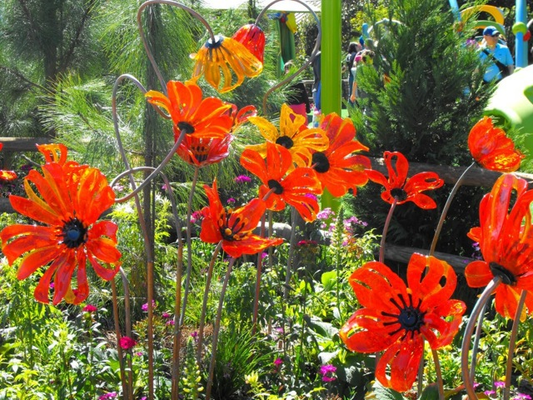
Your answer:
233,24 -> 265,64
190,34 -> 263,93
468,116 -> 524,172
465,173 -> 533,320
240,142 -> 322,222
199,179 -> 283,258
366,151 -> 444,209
246,104 -> 329,168
145,80 -> 234,139
0,146 -> 121,305
311,113 -> 370,197
177,134 -> 232,167
340,253 -> 466,392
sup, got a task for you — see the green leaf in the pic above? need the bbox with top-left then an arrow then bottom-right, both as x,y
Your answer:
418,383 -> 440,400
304,316 -> 339,339
321,270 -> 338,290
366,381 -> 407,400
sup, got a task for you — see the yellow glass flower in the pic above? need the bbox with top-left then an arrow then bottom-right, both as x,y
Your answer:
246,104 -> 329,167
191,34 -> 263,93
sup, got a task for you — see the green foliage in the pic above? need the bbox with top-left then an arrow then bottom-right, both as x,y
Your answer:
356,0 -> 489,164
180,337 -> 205,399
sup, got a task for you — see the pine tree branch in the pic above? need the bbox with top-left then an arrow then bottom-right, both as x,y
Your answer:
16,0 -> 40,44
59,0 -> 99,74
0,66 -> 49,93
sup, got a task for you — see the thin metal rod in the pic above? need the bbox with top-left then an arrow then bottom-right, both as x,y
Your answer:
119,268 -> 134,400
112,130 -> 186,203
379,198 -> 397,263
470,302 -> 487,379
137,0 -> 216,93
196,242 -> 223,363
461,277 -> 502,399
430,162 -> 475,256
504,290 -> 527,400
111,279 -> 129,400
205,257 -> 236,400
431,347 -> 445,400
179,166 -> 200,325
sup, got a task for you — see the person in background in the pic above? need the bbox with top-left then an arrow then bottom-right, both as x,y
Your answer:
344,42 -> 363,104
350,49 -> 375,113
311,51 -> 321,112
284,61 -> 310,122
479,26 -> 514,83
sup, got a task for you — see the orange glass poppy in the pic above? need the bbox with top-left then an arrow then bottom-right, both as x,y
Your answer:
145,80 -> 234,140
311,113 -> 370,197
366,151 -> 444,209
226,104 -> 257,130
240,142 -> 322,222
0,147 -> 121,305
0,143 -> 17,182
233,24 -> 265,64
340,253 -> 466,392
177,133 -> 232,167
465,173 -> 533,320
468,116 -> 524,172
36,143 -> 69,165
199,179 -> 283,258
246,104 -> 329,168
190,34 -> 263,93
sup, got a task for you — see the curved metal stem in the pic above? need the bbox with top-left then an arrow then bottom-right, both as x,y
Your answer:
429,162 -> 475,256
252,213 -> 267,335
205,257 -> 236,400
137,0 -> 216,93
283,207 -> 298,299
469,302 -> 487,380
504,290 -> 527,400
111,278 -> 129,400
196,242 -> 223,362
112,129 -> 186,203
119,268 -> 134,400
179,166 -> 200,325
256,0 -> 321,115
461,277 -> 502,399
431,347 -> 445,400
379,198 -> 397,263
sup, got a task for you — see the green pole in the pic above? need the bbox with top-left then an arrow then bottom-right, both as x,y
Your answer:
320,0 -> 342,211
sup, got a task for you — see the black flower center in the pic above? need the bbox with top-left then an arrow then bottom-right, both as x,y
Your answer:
382,293 -> 425,339
276,136 -> 294,149
268,179 -> 284,195
178,121 -> 195,134
191,144 -> 208,163
489,262 -> 517,285
390,188 -> 407,202
312,152 -> 330,173
219,212 -> 247,242
206,35 -> 224,49
61,217 -> 88,249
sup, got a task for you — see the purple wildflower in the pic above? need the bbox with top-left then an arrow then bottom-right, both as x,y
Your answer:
317,208 -> 335,220
234,175 -> 251,184
83,304 -> 97,313
142,300 -> 156,312
98,392 -> 118,399
319,364 -> 337,382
